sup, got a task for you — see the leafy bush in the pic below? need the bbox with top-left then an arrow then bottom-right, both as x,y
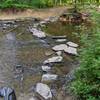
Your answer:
71,10 -> 100,100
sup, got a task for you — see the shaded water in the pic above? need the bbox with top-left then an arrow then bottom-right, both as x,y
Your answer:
0,19 -> 91,100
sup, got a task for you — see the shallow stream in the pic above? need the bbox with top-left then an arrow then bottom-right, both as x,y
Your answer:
0,19 -> 91,100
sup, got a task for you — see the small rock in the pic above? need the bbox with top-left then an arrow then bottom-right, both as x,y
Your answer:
42,65 -> 51,72
56,39 -> 67,42
36,83 -> 52,100
67,41 -> 78,47
42,74 -> 58,81
52,35 -> 66,39
56,51 -> 62,56
43,56 -> 63,64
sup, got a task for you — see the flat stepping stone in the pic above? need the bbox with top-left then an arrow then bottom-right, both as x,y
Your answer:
42,65 -> 51,72
52,44 -> 68,51
56,39 -> 67,42
51,35 -> 66,39
52,44 -> 78,55
36,83 -> 52,100
64,46 -> 78,55
43,56 -> 63,64
42,74 -> 58,82
67,41 -> 78,47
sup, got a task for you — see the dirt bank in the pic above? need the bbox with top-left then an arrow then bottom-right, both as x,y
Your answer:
0,7 -> 67,20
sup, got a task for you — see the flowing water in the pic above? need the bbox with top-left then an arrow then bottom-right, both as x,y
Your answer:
0,19 -> 91,100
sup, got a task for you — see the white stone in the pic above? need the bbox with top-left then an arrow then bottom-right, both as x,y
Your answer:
64,46 -> 78,55
43,56 -> 63,64
67,41 -> 78,47
40,21 -> 47,24
52,44 -> 68,51
29,97 -> 36,100
42,65 -> 51,72
36,83 -> 52,100
30,28 -> 46,38
52,44 -> 78,55
42,74 -> 58,81
56,39 -> 67,42
56,51 -> 62,56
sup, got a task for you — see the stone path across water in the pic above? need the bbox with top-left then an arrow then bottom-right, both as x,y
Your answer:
0,18 -> 79,100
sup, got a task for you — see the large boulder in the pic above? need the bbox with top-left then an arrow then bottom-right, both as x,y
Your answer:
43,56 -> 63,64
42,74 -> 58,82
67,41 -> 78,48
36,83 -> 52,100
29,28 -> 46,38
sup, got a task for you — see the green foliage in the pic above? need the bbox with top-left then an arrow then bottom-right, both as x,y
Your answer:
71,9 -> 100,100
0,0 -> 100,9
40,0 -> 54,7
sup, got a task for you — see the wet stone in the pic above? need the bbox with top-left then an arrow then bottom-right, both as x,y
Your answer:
43,56 -> 63,64
29,28 -> 46,38
42,65 -> 51,72
42,74 -> 58,82
67,41 -> 78,48
35,83 -> 52,100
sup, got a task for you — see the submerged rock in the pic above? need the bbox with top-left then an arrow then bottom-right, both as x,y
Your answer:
67,41 -> 78,47
42,65 -> 51,72
43,56 -> 63,64
42,74 -> 58,81
36,83 -> 52,100
45,50 -> 54,56
29,28 -> 46,38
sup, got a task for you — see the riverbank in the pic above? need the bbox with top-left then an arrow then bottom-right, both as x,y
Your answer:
0,7 -> 68,20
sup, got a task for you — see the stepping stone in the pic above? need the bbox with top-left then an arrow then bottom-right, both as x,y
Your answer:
36,83 -> 52,100
42,65 -> 51,72
29,28 -> 46,38
43,56 -> 63,64
56,51 -> 62,56
67,41 -> 78,48
42,74 -> 58,82
64,46 -> 78,55
56,39 -> 67,42
51,35 -> 66,39
52,44 -> 68,51
52,44 -> 78,55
